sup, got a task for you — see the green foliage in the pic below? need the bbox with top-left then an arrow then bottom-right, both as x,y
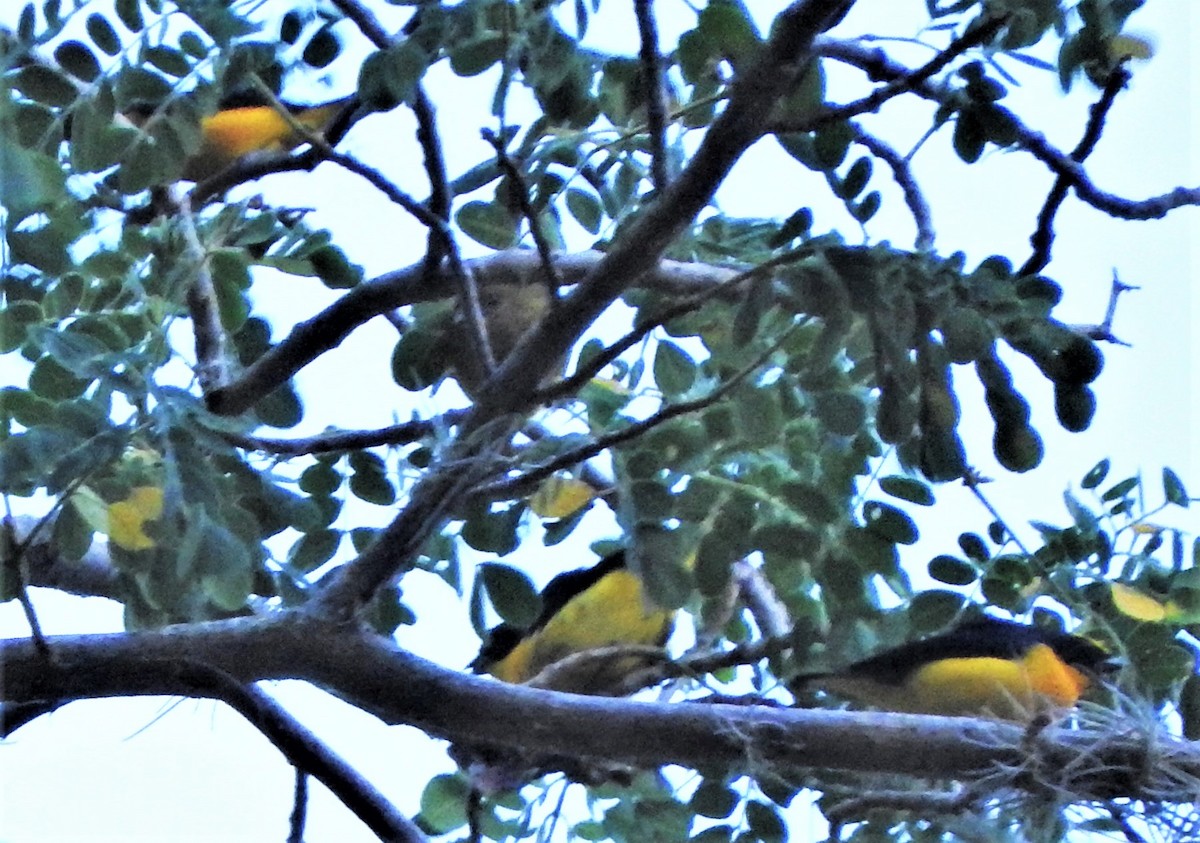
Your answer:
1,1 -> 1192,841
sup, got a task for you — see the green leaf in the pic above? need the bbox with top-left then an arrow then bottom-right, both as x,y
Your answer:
450,34 -> 507,77
144,44 -> 191,77
198,520 -> 253,610
255,384 -> 304,429
461,502 -> 522,555
838,156 -> 872,199
908,589 -> 967,632
813,390 -> 865,437
358,42 -> 428,110
29,356 -> 90,400
479,562 -> 540,629
86,13 -> 122,55
1101,476 -> 1138,503
813,121 -> 853,170
565,187 -> 603,234
54,41 -> 101,82
878,475 -> 934,506
13,65 -> 78,107
852,190 -> 881,223
697,1 -> 761,69
689,779 -> 738,819
0,141 -> 69,220
417,773 -> 470,835
862,501 -> 918,545
348,451 -> 396,506
1163,467 -> 1189,508
1081,458 -> 1110,490
287,529 -> 340,573
928,554 -> 977,586
953,108 -> 987,163
209,250 -> 251,332
735,386 -> 782,447
310,245 -> 363,289
653,341 -> 695,398
455,200 -> 518,250
299,463 -> 341,496
744,801 -> 786,843
114,0 -> 144,32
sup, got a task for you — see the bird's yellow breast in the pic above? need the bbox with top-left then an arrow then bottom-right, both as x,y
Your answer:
200,106 -> 296,159
487,569 -> 673,686
904,643 -> 1091,717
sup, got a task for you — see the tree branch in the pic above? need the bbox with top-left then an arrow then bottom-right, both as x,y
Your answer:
1019,65 -> 1131,276
2,621 -> 1195,803
851,122 -> 934,251
204,250 -> 739,418
814,40 -> 1200,222
811,14 -> 1008,128
223,411 -> 469,456
635,0 -> 670,191
12,515 -> 123,601
172,660 -> 426,843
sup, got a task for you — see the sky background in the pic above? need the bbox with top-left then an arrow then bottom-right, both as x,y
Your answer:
1,1 -> 1196,840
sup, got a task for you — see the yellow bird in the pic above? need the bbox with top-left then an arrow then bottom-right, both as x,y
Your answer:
125,91 -> 356,181
795,615 -> 1115,719
471,551 -> 675,695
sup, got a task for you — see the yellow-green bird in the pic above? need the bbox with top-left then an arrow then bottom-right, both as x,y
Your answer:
471,551 -> 675,695
795,615 -> 1115,719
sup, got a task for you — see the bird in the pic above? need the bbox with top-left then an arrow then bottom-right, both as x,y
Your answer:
123,89 -> 357,181
471,550 -> 676,695
793,615 -> 1115,719
447,280 -> 557,398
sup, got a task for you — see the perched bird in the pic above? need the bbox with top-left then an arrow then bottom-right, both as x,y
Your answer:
794,615 -> 1115,719
471,550 -> 675,695
448,280 -> 557,398
124,90 -> 357,181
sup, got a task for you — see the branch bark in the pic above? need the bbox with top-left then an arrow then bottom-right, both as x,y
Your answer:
2,620 -> 1195,805
204,249 -> 739,418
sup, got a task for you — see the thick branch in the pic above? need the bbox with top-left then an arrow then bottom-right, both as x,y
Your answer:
11,516 -> 122,601
2,621 -> 1195,803
205,250 -> 739,418
175,661 -> 425,843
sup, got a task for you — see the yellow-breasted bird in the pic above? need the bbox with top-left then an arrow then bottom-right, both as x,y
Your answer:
471,550 -> 675,695
124,90 -> 357,181
794,615 -> 1115,719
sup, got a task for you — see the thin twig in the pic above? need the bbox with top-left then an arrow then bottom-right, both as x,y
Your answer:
481,128 -> 563,302
325,0 -> 493,381
1068,270 -> 1137,346
635,0 -> 670,191
733,560 -> 792,639
810,15 -> 1007,128
478,326 -> 796,501
962,468 -> 1030,556
817,39 -> 1200,221
1020,65 -> 1130,276
324,149 -> 447,230
177,190 -> 229,393
533,250 -> 802,404
224,411 -> 469,456
2,517 -> 50,661
851,123 -> 934,251
287,770 -> 308,843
